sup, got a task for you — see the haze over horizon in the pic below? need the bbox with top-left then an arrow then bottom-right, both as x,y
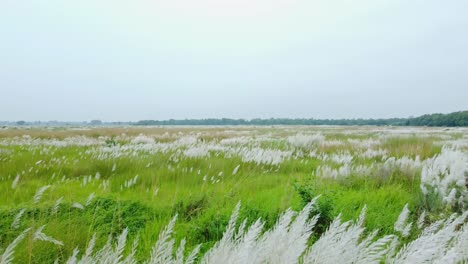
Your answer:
1,110 -> 467,123
1,0 -> 467,122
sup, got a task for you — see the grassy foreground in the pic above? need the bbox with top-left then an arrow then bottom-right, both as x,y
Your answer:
0,126 -> 466,263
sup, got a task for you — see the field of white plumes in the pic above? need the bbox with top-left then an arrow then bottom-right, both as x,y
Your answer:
0,126 -> 466,263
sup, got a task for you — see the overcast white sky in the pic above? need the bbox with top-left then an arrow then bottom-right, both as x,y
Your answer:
1,0 -> 467,121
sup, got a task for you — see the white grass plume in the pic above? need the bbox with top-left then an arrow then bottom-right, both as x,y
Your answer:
123,235 -> 139,264
72,202 -> 84,210
432,221 -> 468,263
287,133 -> 325,149
33,225 -> 64,246
185,245 -> 201,264
254,198 -> 320,264
390,212 -> 468,263
417,211 -> 427,229
202,198 -> 320,264
66,220 -> 200,264
401,222 -> 413,238
0,228 -> 31,264
95,229 -> 128,263
303,206 -> 395,264
79,234 -> 97,263
106,228 -> 128,263
232,165 -> 241,175
86,193 -> 95,207
56,200 -> 468,264
10,209 -> 25,230
66,248 -> 79,264
67,230 -> 132,264
420,146 -> 467,205
52,197 -> 63,215
148,215 -> 178,263
172,238 -> 201,264
175,239 -> 186,264
11,175 -> 20,189
394,203 -> 411,235
201,203 -> 241,264
33,185 -> 51,204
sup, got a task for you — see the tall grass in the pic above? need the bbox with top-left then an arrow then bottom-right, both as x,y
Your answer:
0,126 -> 466,263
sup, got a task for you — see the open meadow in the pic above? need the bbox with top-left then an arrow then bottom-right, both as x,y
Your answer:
0,126 -> 467,263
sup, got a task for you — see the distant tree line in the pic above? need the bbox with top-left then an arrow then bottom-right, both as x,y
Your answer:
135,111 -> 468,127
404,111 -> 468,127
4,111 -> 466,127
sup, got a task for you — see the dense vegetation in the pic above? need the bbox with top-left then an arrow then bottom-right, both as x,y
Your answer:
405,111 -> 468,127
3,110 -> 467,127
135,111 -> 468,127
0,126 -> 466,263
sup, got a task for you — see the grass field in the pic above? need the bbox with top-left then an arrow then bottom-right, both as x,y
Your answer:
0,126 -> 466,263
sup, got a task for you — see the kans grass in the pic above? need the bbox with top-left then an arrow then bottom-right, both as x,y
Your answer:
0,126 -> 467,263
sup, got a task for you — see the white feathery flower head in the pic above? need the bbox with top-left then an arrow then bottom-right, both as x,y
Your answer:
395,203 -> 410,234
11,209 -> 26,230
11,175 -> 20,189
33,185 -> 51,204
232,164 -> 241,175
34,225 -> 64,246
52,197 -> 63,215
86,193 -> 95,207
72,202 -> 84,210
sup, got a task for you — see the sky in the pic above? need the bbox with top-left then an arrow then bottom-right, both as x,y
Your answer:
1,0 -> 467,121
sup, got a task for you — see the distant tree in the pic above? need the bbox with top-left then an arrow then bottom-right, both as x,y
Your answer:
131,111 -> 467,127
16,121 -> 26,126
90,120 -> 103,126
